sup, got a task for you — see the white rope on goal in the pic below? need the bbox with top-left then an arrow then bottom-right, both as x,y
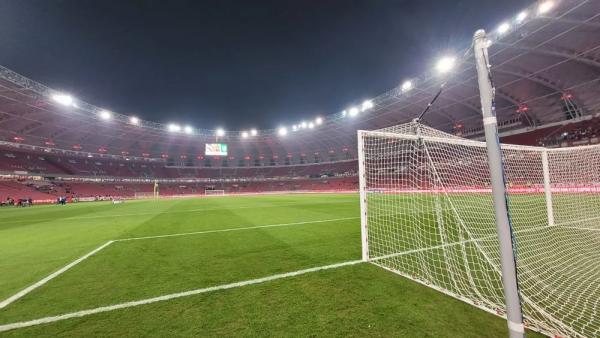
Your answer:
359,122 -> 600,338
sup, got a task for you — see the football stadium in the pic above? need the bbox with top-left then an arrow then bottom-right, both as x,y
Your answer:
1,0 -> 599,337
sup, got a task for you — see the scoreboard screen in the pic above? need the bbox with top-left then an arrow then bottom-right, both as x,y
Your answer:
205,143 -> 228,156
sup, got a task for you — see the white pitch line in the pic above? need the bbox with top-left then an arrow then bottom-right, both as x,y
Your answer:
0,240 -> 115,310
0,200 -> 355,225
115,217 -> 360,242
0,216 -> 359,311
0,260 -> 363,333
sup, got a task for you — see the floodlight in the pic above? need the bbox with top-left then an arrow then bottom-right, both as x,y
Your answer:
216,128 -> 225,137
241,131 -> 249,138
308,122 -> 314,129
278,127 -> 288,136
184,125 -> 193,134
538,1 -> 553,14
401,80 -> 413,92
516,11 -> 528,23
436,56 -> 456,74
292,125 -> 298,131
349,107 -> 359,116
52,93 -> 74,106
362,100 -> 374,111
99,110 -> 112,120
341,110 -> 347,117
129,116 -> 140,125
497,22 -> 510,35
301,121 -> 308,129
168,124 -> 181,132
250,129 -> 258,136
315,117 -> 323,125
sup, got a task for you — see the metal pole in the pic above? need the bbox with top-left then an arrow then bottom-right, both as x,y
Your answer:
541,150 -> 555,227
357,130 -> 369,262
473,29 -> 525,338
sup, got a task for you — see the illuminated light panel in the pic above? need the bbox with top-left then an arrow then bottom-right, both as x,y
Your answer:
401,80 -> 413,92
497,22 -> 510,35
349,107 -> 359,116
301,121 -> 307,129
216,128 -> 225,137
538,1 -> 554,14
52,93 -> 74,106
436,56 -> 456,74
362,100 -> 374,111
184,125 -> 193,134
99,110 -> 112,120
315,117 -> 323,125
250,129 -> 258,136
278,127 -> 288,136
168,124 -> 181,132
241,131 -> 249,138
516,11 -> 528,23
308,122 -> 315,129
129,116 -> 140,125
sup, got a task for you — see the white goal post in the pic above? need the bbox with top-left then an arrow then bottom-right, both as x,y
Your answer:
357,123 -> 600,338
205,189 -> 225,196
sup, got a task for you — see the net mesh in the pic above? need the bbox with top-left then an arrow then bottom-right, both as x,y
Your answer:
205,189 -> 225,195
360,123 -> 600,338
134,192 -> 158,199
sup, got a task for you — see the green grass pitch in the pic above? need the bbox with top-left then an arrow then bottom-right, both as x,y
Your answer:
0,194 -> 546,337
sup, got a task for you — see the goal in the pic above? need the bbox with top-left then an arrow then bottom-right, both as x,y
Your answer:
205,189 -> 225,196
134,192 -> 158,199
357,122 -> 600,338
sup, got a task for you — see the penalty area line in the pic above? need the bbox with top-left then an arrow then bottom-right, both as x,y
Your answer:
0,240 -> 114,310
0,259 -> 363,333
0,216 -> 358,311
115,216 -> 360,242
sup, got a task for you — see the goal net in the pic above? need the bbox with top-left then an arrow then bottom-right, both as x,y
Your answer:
358,122 -> 600,338
205,189 -> 225,196
134,192 -> 158,199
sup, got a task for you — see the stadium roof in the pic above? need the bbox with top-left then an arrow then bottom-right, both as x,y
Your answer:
0,0 -> 599,160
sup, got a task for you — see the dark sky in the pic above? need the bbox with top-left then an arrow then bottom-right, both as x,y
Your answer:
0,0 -> 527,130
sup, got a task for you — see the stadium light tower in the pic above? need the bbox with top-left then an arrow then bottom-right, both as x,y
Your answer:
473,29 -> 525,338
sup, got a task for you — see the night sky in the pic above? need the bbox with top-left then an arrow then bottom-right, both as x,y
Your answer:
0,0 -> 527,130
